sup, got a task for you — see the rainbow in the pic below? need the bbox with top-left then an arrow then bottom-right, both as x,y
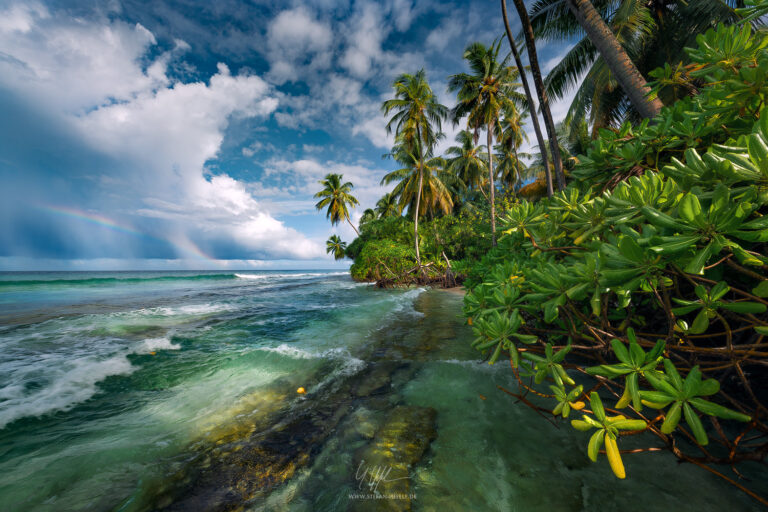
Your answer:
40,205 -> 144,237
38,205 -> 221,264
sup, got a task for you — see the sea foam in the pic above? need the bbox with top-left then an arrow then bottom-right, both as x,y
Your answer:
0,354 -> 133,429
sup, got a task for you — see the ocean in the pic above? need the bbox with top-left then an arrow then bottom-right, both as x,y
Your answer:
0,271 -> 764,511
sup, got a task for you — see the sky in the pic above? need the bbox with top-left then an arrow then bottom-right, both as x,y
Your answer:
0,0 -> 576,271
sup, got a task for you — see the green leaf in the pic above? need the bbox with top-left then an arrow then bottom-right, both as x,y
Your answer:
689,398 -> 751,422
672,304 -> 701,315
661,401 -> 683,434
627,372 -> 641,410
644,371 -> 679,397
720,302 -> 767,314
642,206 -> 687,231
683,366 -> 702,398
510,345 -> 520,368
619,236 -> 644,262
629,342 -> 645,367
645,339 -> 666,363
679,194 -> 703,224
588,429 -> 605,462
753,281 -> 768,298
690,309 -> 710,334
639,390 -> 675,406
710,282 -> 730,302
683,402 -> 709,446
684,242 -> 715,275
611,419 -> 646,431
571,419 -> 592,431
698,378 -> 720,396
651,235 -> 701,254
489,341 -> 503,365
586,364 -> 631,377
610,338 -> 631,365
511,333 -> 538,344
590,392 -> 606,422
664,359 -> 683,390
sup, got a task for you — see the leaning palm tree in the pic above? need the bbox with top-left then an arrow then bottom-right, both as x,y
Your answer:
564,0 -> 662,119
381,70 -> 447,266
448,40 -> 523,245
446,130 -> 489,195
314,173 -> 360,236
382,139 -> 454,223
507,0 -> 567,192
501,0 -> 556,196
527,0 -> 745,130
326,235 -> 347,260
375,192 -> 401,218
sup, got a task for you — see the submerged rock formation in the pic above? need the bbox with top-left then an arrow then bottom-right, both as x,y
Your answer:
351,405 -> 437,512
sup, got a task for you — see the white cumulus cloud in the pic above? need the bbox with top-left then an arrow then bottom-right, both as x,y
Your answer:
0,4 -> 324,261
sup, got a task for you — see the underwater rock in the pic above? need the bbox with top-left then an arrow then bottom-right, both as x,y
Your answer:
353,362 -> 398,397
351,405 -> 437,512
153,385 -> 354,512
344,406 -> 381,440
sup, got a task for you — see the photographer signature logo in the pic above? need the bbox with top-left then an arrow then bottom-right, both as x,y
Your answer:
349,460 -> 415,500
355,460 -> 407,492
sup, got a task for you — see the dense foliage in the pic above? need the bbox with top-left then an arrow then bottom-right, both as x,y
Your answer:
463,22 -> 768,500
347,204 -> 493,282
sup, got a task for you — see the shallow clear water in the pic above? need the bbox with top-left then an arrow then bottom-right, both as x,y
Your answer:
0,271 -> 765,511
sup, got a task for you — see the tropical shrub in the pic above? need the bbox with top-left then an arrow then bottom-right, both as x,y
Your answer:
348,199 -> 492,282
464,22 -> 768,502
349,239 -> 416,282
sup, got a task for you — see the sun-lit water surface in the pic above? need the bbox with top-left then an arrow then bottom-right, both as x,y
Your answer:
0,271 -> 765,511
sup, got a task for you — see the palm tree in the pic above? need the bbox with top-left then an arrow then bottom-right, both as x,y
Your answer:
496,104 -> 528,187
326,235 -> 347,260
496,144 -> 529,193
314,173 -> 360,236
565,0 -> 662,119
501,0 -> 556,197
446,130 -> 489,194
508,0 -> 567,192
527,0 -> 744,130
375,192 -> 400,218
448,40 -> 523,246
382,139 -> 454,222
381,70 -> 447,266
359,208 -> 376,230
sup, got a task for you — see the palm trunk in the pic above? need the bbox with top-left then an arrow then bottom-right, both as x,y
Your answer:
565,0 -> 663,119
487,127 -> 497,247
501,0 -> 554,198
509,0 -> 566,192
414,126 -> 424,268
512,143 -> 520,195
414,168 -> 423,267
346,215 -> 360,236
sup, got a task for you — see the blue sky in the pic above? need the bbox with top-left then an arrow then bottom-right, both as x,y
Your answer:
0,0 -> 574,270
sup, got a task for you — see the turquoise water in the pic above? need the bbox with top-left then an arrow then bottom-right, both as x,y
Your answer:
0,271 -> 765,511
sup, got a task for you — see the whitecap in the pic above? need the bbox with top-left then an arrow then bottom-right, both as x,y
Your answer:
235,272 -> 349,280
254,344 -> 365,376
138,336 -> 181,353
0,354 -> 133,429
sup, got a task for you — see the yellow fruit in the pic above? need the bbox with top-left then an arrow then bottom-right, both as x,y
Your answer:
605,435 -> 626,479
297,387 -> 306,394
570,401 -> 586,410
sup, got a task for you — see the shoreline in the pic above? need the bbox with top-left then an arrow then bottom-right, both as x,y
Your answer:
437,285 -> 465,296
